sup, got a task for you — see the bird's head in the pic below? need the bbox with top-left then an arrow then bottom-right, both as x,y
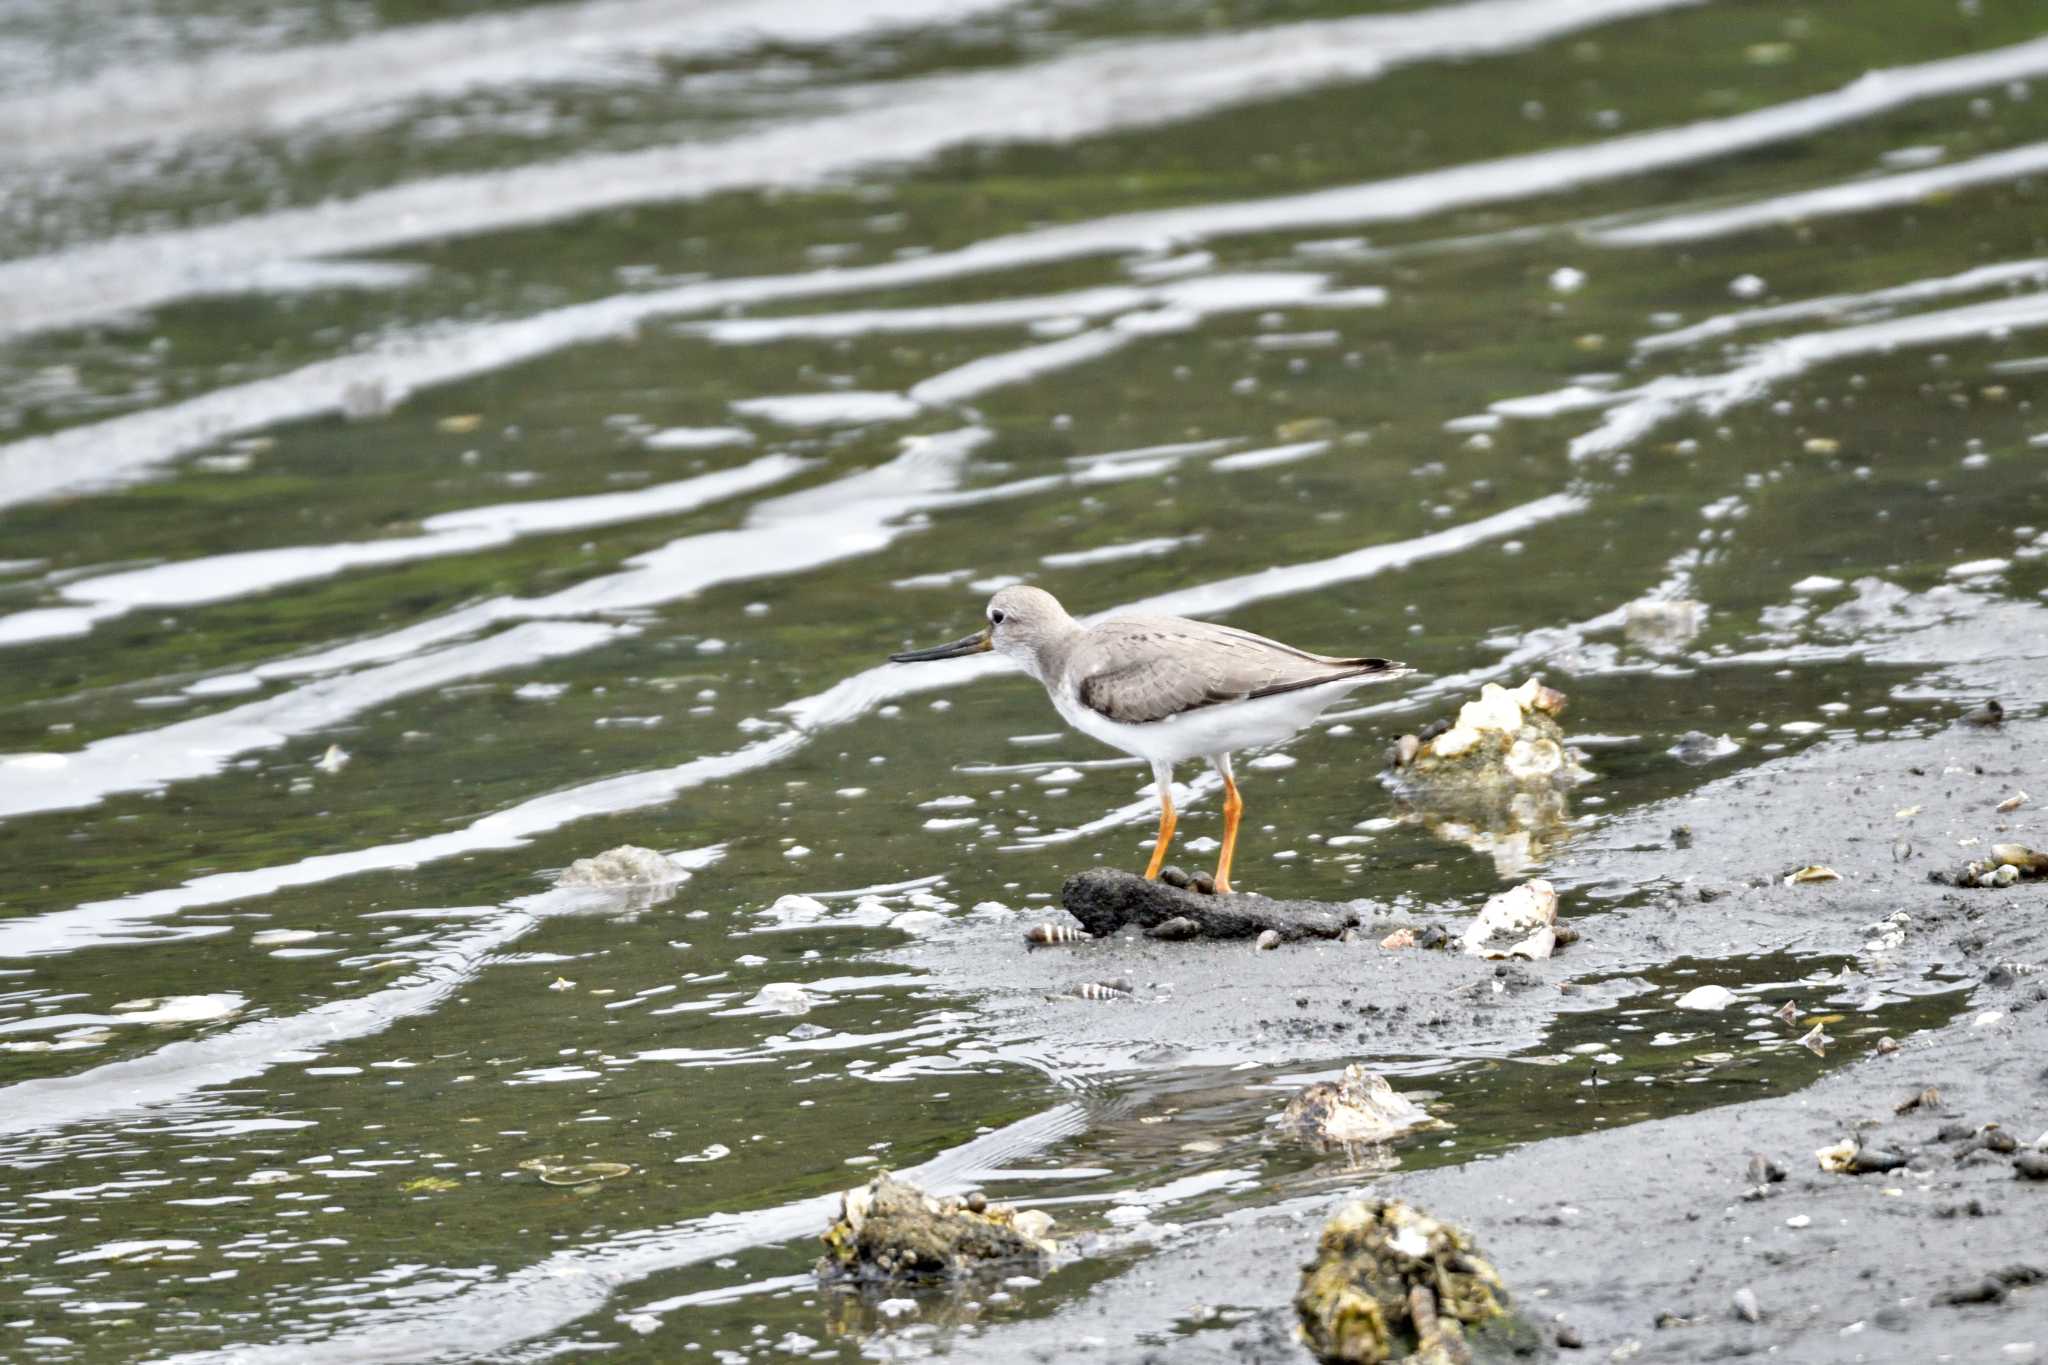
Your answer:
889,585 -> 1074,674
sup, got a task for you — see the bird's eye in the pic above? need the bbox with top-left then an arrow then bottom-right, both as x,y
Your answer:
990,609 -> 1007,626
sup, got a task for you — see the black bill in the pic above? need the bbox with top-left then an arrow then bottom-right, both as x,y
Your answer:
889,629 -> 992,663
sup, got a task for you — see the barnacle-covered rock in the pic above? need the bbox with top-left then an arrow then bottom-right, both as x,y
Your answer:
1384,680 -> 1590,875
1385,679 -> 1587,793
1278,1065 -> 1441,1148
816,1174 -> 1058,1283
1295,1198 -> 1517,1364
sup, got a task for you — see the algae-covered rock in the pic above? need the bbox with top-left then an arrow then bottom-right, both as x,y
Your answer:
817,1173 -> 1058,1283
1296,1198 -> 1512,1364
1278,1065 -> 1441,1148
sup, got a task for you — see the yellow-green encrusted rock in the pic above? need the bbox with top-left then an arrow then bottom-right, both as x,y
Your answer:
1296,1198 -> 1508,1364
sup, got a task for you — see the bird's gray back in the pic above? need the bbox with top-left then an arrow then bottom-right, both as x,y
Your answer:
1064,615 -> 1377,725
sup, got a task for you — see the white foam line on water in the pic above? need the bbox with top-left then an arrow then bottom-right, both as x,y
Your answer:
0,620 -> 624,821
1635,257 -> 2048,353
0,0 -> 1028,160
0,733 -> 803,960
0,493 -> 1582,958
166,1101 -> 1088,1365
1591,139 -> 2048,246
0,454 -> 806,648
909,327 -> 1135,407
1210,438 -> 1333,471
0,849 -> 721,1142
685,284 -> 1156,343
0,264 -> 1340,515
0,430 -> 991,826
0,0 -> 1718,342
1565,290 -> 2048,461
1040,536 -> 1200,569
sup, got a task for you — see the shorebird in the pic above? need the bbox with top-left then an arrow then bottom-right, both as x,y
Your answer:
889,585 -> 1410,892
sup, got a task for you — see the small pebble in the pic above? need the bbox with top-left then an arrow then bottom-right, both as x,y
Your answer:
1876,1036 -> 1901,1054
1732,1286 -> 1761,1323
1255,929 -> 1281,951
1555,1323 -> 1583,1349
965,1191 -> 988,1213
1964,699 -> 2005,727
1146,916 -> 1202,942
2015,1151 -> 2048,1181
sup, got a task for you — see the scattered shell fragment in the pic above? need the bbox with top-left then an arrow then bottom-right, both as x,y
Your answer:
1783,865 -> 1840,886
518,1158 -> 632,1187
1379,927 -> 1417,951
1745,1153 -> 1787,1186
1023,922 -> 1088,947
1990,844 -> 2048,873
1255,929 -> 1282,951
1875,1036 -> 1901,1055
1732,1286 -> 1762,1323
1996,791 -> 2028,814
314,743 -> 350,774
1797,1022 -> 1833,1056
1460,879 -> 1559,960
1144,916 -> 1202,942
1895,1087 -> 1941,1115
1675,985 -> 1738,1012
1773,1000 -> 1799,1026
1063,979 -> 1133,1001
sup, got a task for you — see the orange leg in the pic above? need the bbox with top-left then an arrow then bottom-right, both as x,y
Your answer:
1214,769 -> 1243,893
1142,776 -> 1178,879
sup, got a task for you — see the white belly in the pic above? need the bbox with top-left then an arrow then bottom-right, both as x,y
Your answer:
1046,676 -> 1370,767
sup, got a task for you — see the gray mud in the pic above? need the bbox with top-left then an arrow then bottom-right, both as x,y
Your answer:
895,689 -> 2047,1361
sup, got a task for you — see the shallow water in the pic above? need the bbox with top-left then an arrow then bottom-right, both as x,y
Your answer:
1,0 -> 2045,1359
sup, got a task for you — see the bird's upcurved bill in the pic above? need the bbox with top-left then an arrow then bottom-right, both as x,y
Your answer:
889,629 -> 992,663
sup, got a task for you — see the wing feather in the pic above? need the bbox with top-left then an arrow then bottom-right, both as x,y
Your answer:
1068,617 -> 1397,725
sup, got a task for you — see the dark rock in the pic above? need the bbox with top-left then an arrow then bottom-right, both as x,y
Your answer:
1849,1146 -> 1910,1174
1962,699 -> 2004,727
1417,925 -> 1450,950
1555,1322 -> 1583,1349
1934,1276 -> 2006,1306
1060,868 -> 1361,942
1746,1153 -> 1787,1186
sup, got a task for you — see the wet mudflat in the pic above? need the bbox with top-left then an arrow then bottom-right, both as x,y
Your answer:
1,0 -> 2046,1361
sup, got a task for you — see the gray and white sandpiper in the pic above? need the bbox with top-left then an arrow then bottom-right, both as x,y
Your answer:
889,585 -> 1411,892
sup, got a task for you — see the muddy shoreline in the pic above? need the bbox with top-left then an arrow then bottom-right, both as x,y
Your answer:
899,696 -> 2047,1362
